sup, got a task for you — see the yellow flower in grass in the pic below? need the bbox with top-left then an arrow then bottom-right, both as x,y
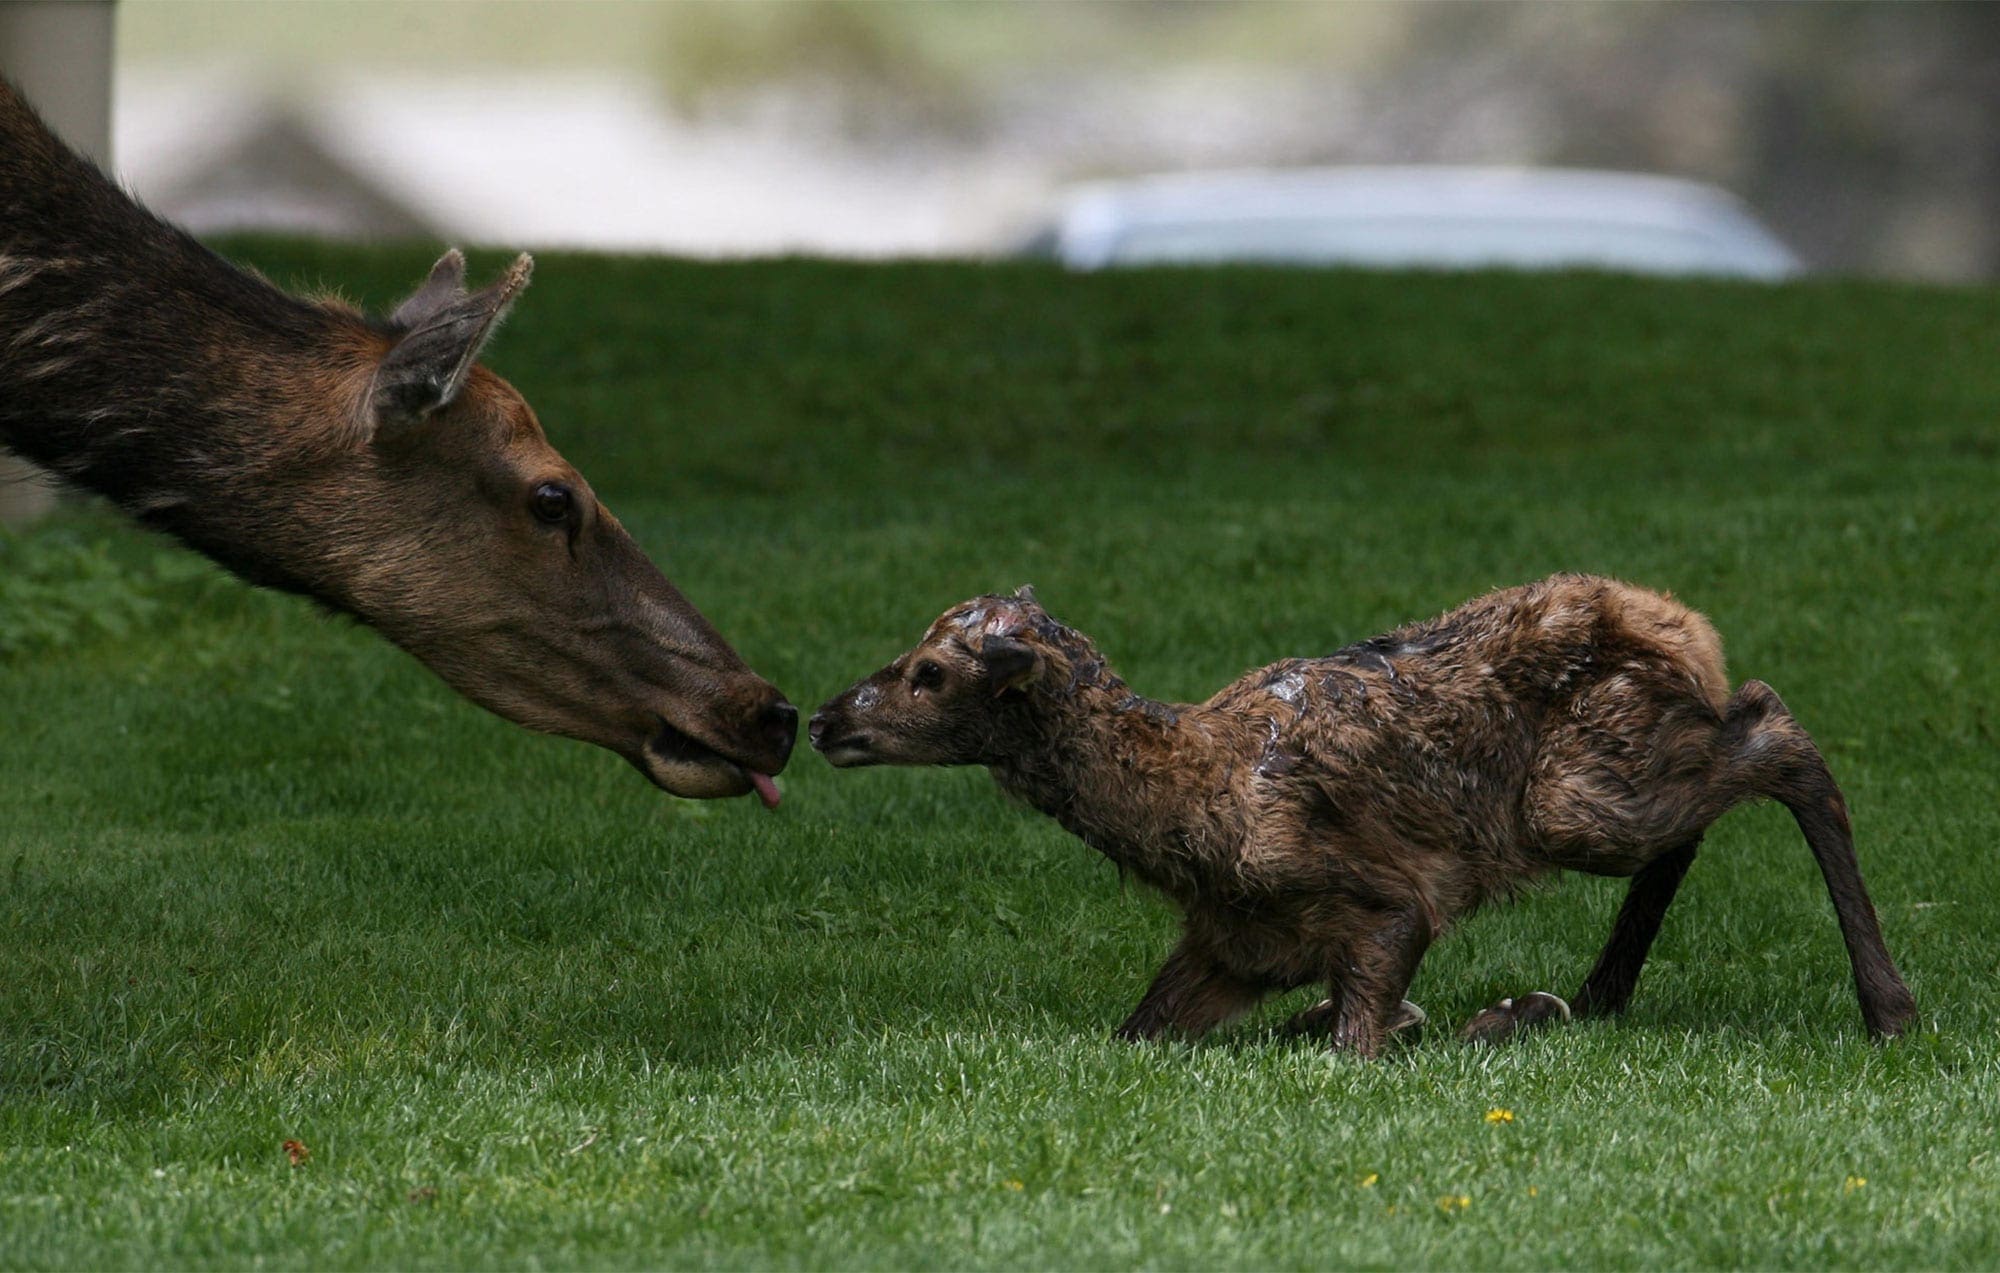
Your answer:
1436,1193 -> 1471,1212
1485,1107 -> 1515,1124
1359,1172 -> 1379,1188
1845,1175 -> 1868,1193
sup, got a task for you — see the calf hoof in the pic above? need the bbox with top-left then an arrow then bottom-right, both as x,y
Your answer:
1459,991 -> 1571,1046
1281,998 -> 1338,1038
1863,986 -> 1918,1040
1283,998 -> 1427,1042
1386,999 -> 1428,1039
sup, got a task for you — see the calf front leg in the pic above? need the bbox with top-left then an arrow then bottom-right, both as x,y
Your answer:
1323,907 -> 1433,1058
1114,935 -> 1262,1042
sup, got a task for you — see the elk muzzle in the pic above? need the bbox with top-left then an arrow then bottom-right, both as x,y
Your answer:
638,687 -> 797,806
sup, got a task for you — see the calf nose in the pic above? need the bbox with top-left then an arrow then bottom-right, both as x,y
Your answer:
760,698 -> 799,767
807,708 -> 830,748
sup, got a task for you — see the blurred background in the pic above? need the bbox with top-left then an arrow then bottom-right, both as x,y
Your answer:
26,0 -> 2000,522
66,0 -> 2000,280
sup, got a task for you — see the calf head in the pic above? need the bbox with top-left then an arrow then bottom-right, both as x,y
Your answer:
332,252 -> 795,803
810,587 -> 1072,768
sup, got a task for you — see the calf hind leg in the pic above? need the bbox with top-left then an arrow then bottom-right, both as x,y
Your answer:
1464,835 -> 1699,1045
1459,991 -> 1572,1045
1572,837 -> 1701,1017
1732,682 -> 1916,1037
1479,679 -> 1914,1042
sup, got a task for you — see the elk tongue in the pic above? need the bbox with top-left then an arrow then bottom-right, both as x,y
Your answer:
749,771 -> 781,810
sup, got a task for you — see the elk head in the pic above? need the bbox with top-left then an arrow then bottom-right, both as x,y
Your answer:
325,251 -> 796,804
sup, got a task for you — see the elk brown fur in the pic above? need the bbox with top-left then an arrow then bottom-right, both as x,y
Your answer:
811,575 -> 1916,1055
0,78 -> 795,801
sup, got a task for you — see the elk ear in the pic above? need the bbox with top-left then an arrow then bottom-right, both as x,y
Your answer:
389,249 -> 467,327
978,634 -> 1045,696
369,252 -> 533,432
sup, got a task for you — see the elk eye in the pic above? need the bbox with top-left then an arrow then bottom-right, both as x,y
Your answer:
911,659 -> 944,692
530,482 -> 572,525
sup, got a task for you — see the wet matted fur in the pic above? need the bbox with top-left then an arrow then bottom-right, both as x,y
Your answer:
812,574 -> 1916,1055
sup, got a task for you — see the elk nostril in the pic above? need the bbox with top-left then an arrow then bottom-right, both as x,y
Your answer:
760,699 -> 799,762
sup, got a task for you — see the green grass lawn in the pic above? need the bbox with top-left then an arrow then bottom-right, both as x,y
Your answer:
3,246 -> 1997,1269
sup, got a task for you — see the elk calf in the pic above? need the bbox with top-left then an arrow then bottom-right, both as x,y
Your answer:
811,576 -> 1915,1055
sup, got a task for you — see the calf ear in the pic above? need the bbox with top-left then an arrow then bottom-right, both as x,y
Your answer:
978,635 -> 1045,696
369,252 -> 533,432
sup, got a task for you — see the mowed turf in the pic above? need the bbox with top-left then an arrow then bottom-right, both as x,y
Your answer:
2,245 -> 1996,1270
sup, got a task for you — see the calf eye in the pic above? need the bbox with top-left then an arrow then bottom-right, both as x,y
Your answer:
530,482 -> 573,525
911,659 -> 944,692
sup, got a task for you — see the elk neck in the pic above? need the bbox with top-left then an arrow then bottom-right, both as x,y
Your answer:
988,670 -> 1247,896
2,81 -> 382,599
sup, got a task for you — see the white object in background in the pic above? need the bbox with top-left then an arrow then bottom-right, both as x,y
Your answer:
1037,166 -> 1802,279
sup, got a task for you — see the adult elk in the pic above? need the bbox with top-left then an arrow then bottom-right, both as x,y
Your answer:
0,79 -> 795,803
